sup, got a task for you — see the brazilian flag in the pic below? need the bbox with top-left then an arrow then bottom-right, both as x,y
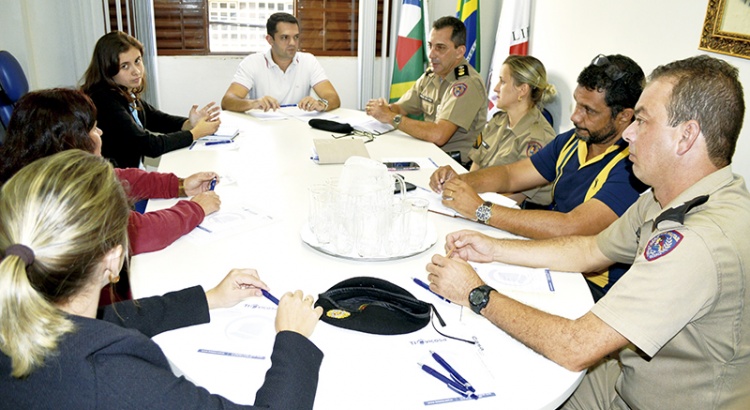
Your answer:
456,0 -> 480,71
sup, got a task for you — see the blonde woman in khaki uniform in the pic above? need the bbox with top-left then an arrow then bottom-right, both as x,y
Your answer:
467,55 -> 557,207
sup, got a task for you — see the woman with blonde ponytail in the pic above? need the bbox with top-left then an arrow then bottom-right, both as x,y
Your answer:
1,150 -> 324,408
0,150 -> 129,378
438,55 -> 557,207
469,55 -> 556,206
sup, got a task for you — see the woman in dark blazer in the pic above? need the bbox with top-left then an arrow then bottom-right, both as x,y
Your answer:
0,150 -> 324,409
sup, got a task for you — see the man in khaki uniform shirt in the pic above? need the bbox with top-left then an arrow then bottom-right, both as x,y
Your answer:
366,16 -> 487,164
426,55 -> 750,409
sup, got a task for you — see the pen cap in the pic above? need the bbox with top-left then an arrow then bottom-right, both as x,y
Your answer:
315,276 -> 431,335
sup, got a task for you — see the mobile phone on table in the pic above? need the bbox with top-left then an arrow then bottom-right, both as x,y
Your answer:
383,161 -> 420,171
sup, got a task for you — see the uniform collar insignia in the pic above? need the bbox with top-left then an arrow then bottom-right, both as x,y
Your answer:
454,64 -> 468,78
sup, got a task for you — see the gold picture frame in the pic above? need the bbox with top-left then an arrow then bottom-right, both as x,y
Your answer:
700,0 -> 750,59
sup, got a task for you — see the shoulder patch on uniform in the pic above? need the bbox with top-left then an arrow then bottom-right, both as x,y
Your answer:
451,83 -> 468,97
454,64 -> 469,78
526,141 -> 543,156
644,230 -> 683,261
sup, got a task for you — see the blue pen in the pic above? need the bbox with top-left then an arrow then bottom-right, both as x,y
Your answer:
418,363 -> 478,400
197,349 -> 265,360
545,269 -> 555,292
209,178 -> 217,191
412,277 -> 451,303
430,350 -> 475,392
261,289 -> 279,305
205,140 -> 233,146
237,284 -> 279,305
279,104 -> 297,108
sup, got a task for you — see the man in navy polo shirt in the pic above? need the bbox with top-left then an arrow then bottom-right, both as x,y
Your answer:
430,54 -> 649,300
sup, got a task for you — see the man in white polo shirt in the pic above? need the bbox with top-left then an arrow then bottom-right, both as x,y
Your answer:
221,12 -> 341,113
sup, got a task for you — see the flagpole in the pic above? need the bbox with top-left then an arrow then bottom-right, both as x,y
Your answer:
423,0 -> 431,60
381,0 -> 390,99
358,0 -> 378,109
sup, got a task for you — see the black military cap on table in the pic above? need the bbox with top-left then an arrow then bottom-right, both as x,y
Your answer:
315,276 -> 436,335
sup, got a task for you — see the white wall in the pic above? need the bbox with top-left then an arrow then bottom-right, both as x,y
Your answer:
528,0 -> 750,181
156,55 -> 367,114
0,0 -> 102,89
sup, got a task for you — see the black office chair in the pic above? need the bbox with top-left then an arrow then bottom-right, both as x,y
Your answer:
0,50 -> 30,131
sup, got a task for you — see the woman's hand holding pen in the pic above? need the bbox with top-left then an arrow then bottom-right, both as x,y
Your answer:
183,172 -> 219,196
275,290 -> 324,338
205,268 -> 269,309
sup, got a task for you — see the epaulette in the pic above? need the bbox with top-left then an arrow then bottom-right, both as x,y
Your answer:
653,195 -> 709,230
454,64 -> 469,78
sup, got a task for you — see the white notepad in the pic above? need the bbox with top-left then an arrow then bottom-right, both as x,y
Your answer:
311,138 -> 370,164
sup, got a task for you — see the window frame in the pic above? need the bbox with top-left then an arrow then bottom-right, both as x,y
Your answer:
108,0 -> 388,57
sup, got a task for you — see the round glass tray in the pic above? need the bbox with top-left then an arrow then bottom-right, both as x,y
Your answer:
300,222 -> 437,261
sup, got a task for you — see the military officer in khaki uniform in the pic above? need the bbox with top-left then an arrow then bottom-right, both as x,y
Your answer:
366,16 -> 487,165
425,55 -> 750,409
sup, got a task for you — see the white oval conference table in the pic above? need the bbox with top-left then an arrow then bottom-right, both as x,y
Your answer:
130,109 -> 594,410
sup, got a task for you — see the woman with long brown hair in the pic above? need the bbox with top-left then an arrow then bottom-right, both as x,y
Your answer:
81,31 -> 221,169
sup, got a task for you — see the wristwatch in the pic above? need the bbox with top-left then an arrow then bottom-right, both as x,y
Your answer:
317,98 -> 329,111
392,114 -> 402,129
468,285 -> 494,315
475,201 -> 493,224
177,178 -> 186,197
